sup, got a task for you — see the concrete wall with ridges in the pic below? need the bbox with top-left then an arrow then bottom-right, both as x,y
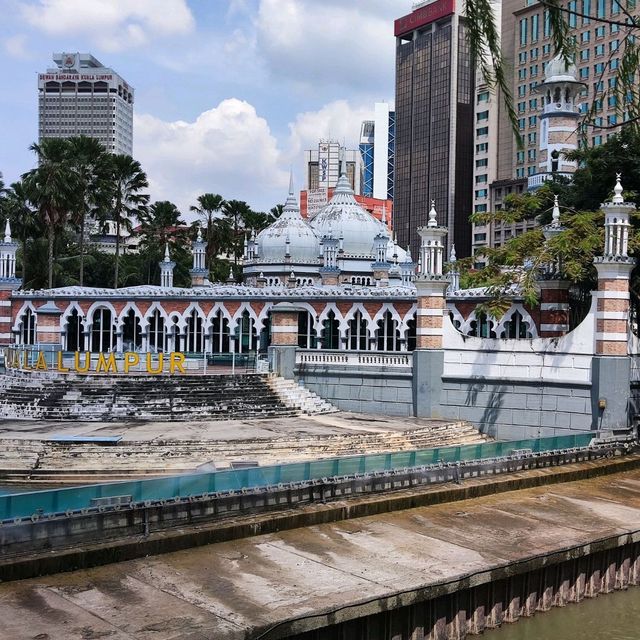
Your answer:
296,366 -> 413,417
440,377 -> 593,439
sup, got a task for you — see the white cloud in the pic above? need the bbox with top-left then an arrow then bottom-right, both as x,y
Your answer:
255,0 -> 396,91
20,0 -> 194,51
134,99 -> 287,216
3,34 -> 30,59
287,99 -> 376,161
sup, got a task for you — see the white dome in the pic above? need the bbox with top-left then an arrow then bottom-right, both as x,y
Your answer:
256,182 -> 319,263
311,172 -> 385,256
544,54 -> 578,83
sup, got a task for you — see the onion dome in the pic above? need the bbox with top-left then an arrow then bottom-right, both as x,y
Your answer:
311,164 -> 384,256
543,54 -> 578,83
256,174 -> 319,263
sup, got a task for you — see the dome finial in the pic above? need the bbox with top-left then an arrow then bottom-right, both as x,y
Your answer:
4,219 -> 11,243
196,225 -> 203,243
163,243 -> 170,262
288,168 -> 294,196
449,243 -> 457,262
613,173 -> 624,204
428,200 -> 438,228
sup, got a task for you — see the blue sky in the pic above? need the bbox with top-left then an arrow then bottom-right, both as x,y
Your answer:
0,0 -> 401,215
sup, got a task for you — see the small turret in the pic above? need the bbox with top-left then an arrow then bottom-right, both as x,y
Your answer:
159,243 -> 175,288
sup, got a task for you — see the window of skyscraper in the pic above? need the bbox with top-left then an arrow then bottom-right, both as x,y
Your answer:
568,1 -> 577,26
518,52 -> 527,64
476,126 -> 489,136
531,14 -> 539,41
580,49 -> 590,61
595,43 -> 605,56
595,25 -> 606,37
476,110 -> 489,121
597,0 -> 606,16
611,0 -> 620,13
544,10 -> 551,37
477,91 -> 490,102
582,0 -> 591,24
594,62 -> 605,73
519,18 -> 528,46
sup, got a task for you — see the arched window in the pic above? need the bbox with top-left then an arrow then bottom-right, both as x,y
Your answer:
65,309 -> 85,351
321,310 -> 340,349
468,313 -> 496,338
91,308 -> 114,352
347,310 -> 368,350
236,310 -> 257,353
18,308 -> 36,346
407,316 -> 417,351
122,309 -> 142,351
185,309 -> 203,352
148,310 -> 166,353
169,317 -> 181,352
297,311 -> 316,348
501,310 -> 533,339
210,310 -> 230,353
376,311 -> 400,351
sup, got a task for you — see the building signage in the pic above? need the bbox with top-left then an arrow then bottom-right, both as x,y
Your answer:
306,188 -> 328,219
5,349 -> 187,375
394,0 -> 456,37
38,74 -> 114,81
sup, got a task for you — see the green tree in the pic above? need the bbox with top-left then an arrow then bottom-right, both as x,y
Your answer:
2,180 -> 40,287
221,199 -> 253,277
137,200 -> 189,285
107,155 -> 149,288
67,136 -> 111,286
22,138 -> 77,288
459,131 -> 640,316
189,193 -> 230,274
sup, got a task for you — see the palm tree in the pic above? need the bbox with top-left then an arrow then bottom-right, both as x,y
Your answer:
22,138 -> 76,288
138,200 -> 186,285
107,155 -> 149,288
3,180 -> 40,287
67,136 -> 110,286
190,193 -> 227,273
221,199 -> 253,277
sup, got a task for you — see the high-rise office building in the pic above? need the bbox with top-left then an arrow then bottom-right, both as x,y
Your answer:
359,102 -> 395,201
38,53 -> 134,155
394,0 -> 475,259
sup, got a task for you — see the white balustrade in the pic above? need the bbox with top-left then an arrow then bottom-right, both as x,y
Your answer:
296,350 -> 412,368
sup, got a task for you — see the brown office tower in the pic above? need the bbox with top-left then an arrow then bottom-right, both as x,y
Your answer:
394,0 -> 474,259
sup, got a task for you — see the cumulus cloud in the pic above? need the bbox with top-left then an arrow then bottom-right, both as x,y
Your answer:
255,0 -> 396,90
287,99 -> 376,161
3,34 -> 30,59
134,99 -> 288,216
20,0 -> 194,51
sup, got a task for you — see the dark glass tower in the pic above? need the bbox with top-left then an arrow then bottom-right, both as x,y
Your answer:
394,0 -> 474,259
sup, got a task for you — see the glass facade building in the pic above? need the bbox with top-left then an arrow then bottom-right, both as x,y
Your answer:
394,0 -> 474,259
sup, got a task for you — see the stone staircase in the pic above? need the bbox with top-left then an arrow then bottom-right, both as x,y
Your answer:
0,373 -> 336,422
267,376 -> 338,414
0,420 -> 487,482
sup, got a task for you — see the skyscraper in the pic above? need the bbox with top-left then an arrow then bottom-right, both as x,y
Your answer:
394,0 -> 474,258
38,53 -> 134,155
359,102 -> 396,201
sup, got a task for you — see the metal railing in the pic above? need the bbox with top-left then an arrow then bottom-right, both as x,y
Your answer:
0,434 -> 594,521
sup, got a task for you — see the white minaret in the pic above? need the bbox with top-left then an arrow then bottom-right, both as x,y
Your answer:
534,55 -> 585,188
0,219 -> 19,286
190,226 -> 208,287
159,243 -> 175,288
417,201 -> 448,278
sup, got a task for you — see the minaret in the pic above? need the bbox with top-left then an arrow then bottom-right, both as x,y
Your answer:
415,201 -> 449,349
159,243 -> 175,288
401,246 -> 415,287
531,55 -> 586,190
0,220 -> 19,286
447,244 -> 460,293
190,226 -> 208,287
538,195 -> 571,337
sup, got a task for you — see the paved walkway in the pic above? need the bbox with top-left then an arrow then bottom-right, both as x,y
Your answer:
1,463 -> 640,639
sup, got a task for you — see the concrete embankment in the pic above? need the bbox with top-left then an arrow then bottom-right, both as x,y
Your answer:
2,455 -> 640,638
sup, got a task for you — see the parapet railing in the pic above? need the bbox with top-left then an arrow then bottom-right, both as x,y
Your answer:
296,349 -> 412,368
0,434 -> 593,521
